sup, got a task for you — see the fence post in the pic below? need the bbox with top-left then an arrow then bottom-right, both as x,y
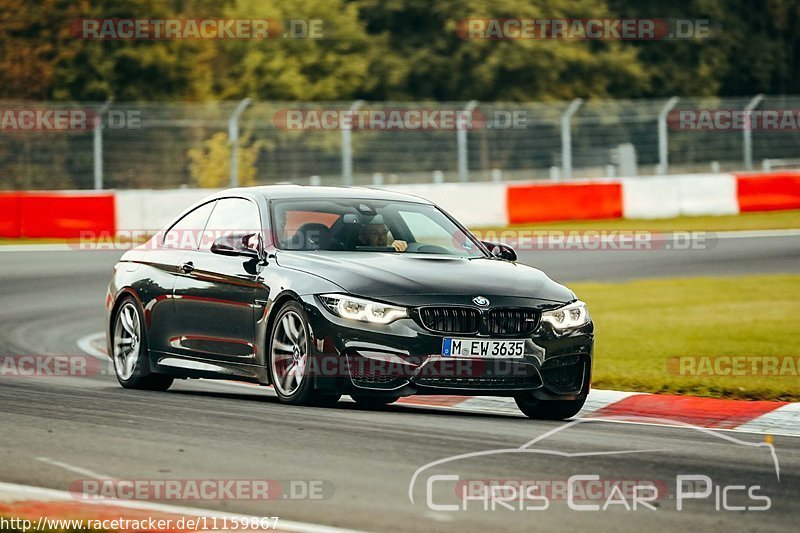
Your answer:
342,100 -> 363,186
561,98 -> 583,179
658,97 -> 679,175
743,94 -> 763,171
457,100 -> 478,183
229,98 -> 251,188
93,99 -> 112,190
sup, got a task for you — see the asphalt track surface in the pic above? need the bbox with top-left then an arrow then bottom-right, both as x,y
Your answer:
1,234 -> 799,532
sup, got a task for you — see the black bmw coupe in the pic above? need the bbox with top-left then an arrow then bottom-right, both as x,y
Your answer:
106,186 -> 594,419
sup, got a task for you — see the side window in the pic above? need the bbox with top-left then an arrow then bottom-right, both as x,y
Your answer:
200,198 -> 262,251
163,201 -> 215,250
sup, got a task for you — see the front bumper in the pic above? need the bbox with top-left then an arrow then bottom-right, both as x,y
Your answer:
299,295 -> 593,399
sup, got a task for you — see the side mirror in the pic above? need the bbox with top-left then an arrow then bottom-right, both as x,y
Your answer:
482,241 -> 517,262
211,232 -> 262,260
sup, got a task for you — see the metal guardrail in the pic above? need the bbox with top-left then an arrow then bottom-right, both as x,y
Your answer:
1,96 -> 799,190
762,158 -> 800,171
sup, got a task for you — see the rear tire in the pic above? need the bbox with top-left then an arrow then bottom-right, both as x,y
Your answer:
112,297 -> 173,391
268,300 -> 339,407
514,395 -> 586,420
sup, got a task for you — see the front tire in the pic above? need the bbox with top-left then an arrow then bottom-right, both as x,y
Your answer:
268,301 -> 340,407
112,297 -> 173,391
514,395 -> 586,420
351,394 -> 399,409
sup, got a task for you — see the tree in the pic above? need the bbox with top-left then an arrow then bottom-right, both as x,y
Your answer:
188,131 -> 261,187
608,0 -> 800,96
212,0 -> 379,100
0,0 -> 224,101
350,0 -> 650,101
1,0 -> 797,101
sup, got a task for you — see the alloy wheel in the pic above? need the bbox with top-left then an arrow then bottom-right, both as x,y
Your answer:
113,302 -> 141,381
271,310 -> 309,396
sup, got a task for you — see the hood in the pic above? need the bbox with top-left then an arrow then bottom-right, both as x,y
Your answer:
276,251 -> 574,304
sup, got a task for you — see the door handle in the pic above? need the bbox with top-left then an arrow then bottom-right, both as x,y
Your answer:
180,261 -> 195,274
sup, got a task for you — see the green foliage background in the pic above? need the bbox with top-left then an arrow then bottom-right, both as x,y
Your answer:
1,0 -> 798,102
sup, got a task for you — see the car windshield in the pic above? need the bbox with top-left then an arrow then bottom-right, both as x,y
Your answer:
271,198 -> 486,258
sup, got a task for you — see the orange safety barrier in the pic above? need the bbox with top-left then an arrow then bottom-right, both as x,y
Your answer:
735,172 -> 800,212
507,182 -> 623,224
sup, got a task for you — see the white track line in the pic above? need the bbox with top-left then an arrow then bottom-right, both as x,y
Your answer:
76,332 -> 108,360
0,244 -> 75,252
0,481 -> 364,533
35,457 -> 111,480
712,228 -> 800,239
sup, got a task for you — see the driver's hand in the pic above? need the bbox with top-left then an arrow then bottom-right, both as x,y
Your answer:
391,240 -> 408,252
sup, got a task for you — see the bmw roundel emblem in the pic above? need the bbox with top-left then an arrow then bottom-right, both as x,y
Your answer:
472,296 -> 490,307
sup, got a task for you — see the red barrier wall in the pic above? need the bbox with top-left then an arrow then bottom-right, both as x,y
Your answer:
735,172 -> 800,212
0,193 -> 21,237
0,192 -> 116,238
507,182 -> 623,224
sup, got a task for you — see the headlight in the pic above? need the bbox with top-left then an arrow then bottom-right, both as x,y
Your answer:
319,294 -> 408,325
541,300 -> 590,330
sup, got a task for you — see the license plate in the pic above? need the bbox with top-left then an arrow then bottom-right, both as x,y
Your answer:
441,338 -> 525,358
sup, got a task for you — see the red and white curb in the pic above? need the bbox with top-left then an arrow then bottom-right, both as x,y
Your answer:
399,391 -> 800,437
0,482 -> 361,533
77,333 -> 800,438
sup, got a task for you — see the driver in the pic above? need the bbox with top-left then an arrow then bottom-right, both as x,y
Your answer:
358,221 -> 408,252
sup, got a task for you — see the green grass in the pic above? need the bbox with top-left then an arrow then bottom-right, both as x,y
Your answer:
572,274 -> 800,401
473,209 -> 800,233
